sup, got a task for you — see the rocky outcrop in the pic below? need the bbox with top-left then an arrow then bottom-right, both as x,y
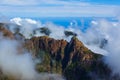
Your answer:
25,36 -> 115,80
25,36 -> 68,73
25,36 -> 67,58
0,23 -> 14,39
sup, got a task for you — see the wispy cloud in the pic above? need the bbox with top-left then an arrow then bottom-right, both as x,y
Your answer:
0,0 -> 91,6
0,0 -> 39,6
0,0 -> 119,17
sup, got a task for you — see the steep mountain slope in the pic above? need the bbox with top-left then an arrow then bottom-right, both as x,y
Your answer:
25,36 -> 115,80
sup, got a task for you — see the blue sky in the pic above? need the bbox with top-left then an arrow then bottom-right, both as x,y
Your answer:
0,0 -> 120,17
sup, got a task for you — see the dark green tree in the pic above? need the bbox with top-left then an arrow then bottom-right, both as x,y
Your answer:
33,27 -> 51,36
40,27 -> 51,36
64,30 -> 77,37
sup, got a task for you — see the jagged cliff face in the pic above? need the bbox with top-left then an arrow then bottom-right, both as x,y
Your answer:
25,36 -> 114,80
25,36 -> 68,73
25,36 -> 67,58
0,23 -> 119,80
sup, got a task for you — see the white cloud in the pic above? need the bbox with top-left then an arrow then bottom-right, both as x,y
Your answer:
0,0 -> 39,6
0,0 -> 119,17
0,0 -> 91,7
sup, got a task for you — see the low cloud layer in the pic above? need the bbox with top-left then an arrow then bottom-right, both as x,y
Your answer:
0,35 -> 36,80
0,34 -> 65,80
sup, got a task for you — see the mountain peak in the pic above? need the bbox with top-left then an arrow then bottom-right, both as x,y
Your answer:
0,23 -> 119,80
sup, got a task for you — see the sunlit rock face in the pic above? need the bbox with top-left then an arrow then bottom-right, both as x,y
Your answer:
25,36 -> 119,80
